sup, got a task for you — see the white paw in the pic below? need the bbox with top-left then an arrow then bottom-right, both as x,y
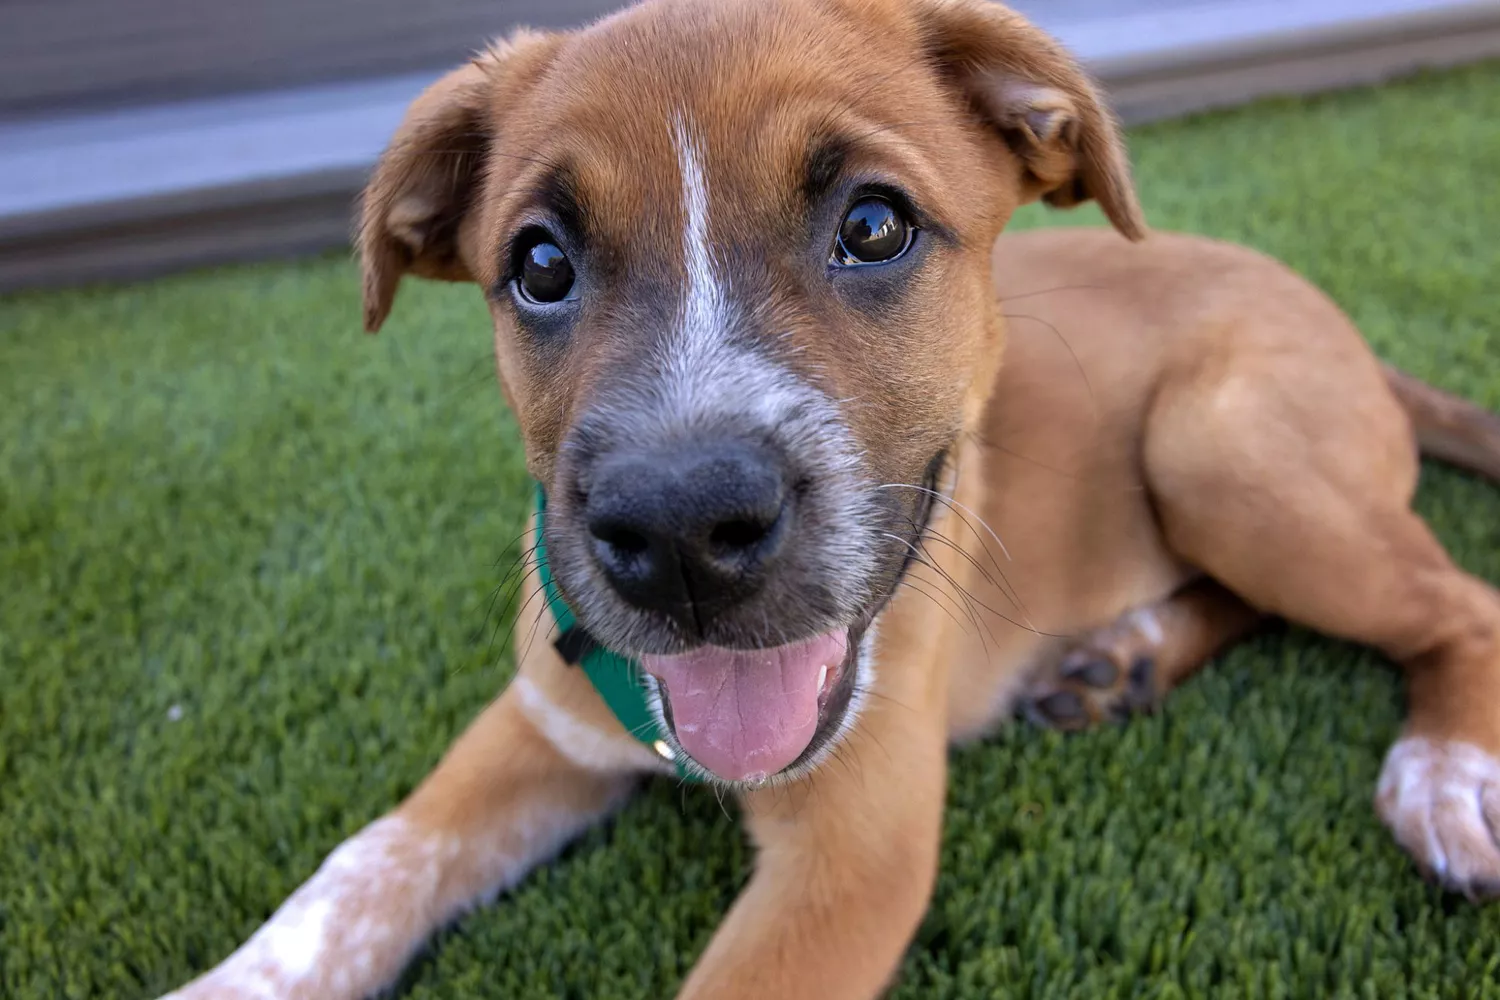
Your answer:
1376,736 -> 1500,899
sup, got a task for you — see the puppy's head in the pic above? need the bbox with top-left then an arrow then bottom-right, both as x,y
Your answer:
360,0 -> 1143,785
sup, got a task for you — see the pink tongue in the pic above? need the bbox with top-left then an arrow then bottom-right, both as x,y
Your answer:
641,631 -> 848,782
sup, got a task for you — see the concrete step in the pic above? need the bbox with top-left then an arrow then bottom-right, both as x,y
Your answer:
3,0 -> 1498,292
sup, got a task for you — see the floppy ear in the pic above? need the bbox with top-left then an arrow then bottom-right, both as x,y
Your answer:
916,0 -> 1146,240
358,30 -> 559,332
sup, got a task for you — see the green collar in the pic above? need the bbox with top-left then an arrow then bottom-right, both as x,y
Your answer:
532,484 -> 697,782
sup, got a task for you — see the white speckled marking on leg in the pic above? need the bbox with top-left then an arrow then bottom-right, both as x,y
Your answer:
160,780 -> 623,1000
1376,736 -> 1500,895
160,816 -> 439,1000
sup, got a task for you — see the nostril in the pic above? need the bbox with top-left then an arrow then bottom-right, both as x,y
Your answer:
710,518 -> 772,552
592,522 -> 650,557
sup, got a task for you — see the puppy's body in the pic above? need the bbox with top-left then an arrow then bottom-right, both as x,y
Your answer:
161,1 -> 1500,997
950,227 -> 1427,735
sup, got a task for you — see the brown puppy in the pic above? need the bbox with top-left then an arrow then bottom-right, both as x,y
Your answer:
162,0 -> 1500,997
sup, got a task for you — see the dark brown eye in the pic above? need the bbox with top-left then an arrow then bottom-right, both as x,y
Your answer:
833,197 -> 913,266
518,239 -> 575,303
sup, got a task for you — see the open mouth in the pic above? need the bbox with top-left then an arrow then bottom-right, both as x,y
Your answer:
637,447 -> 948,785
643,623 -> 866,783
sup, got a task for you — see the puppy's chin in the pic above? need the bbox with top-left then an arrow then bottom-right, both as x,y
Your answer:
644,620 -> 873,786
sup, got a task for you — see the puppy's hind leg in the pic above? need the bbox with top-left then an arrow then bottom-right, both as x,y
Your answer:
161,672 -> 650,1000
1022,578 -> 1265,730
1143,350 -> 1500,899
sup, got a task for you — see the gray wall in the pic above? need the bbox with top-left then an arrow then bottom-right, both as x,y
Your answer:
2,0 -> 620,116
7,0 -> 1498,292
0,0 -> 1130,117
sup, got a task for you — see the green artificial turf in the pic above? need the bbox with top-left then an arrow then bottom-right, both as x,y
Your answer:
5,61 -> 1500,1000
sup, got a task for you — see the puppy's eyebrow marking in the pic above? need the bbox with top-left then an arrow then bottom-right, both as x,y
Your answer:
803,136 -> 853,206
798,128 -> 960,246
514,166 -> 586,245
497,168 -> 585,298
539,169 -> 586,235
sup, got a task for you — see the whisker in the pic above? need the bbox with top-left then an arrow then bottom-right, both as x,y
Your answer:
880,532 -> 996,655
474,543 -> 523,630
853,685 -> 918,721
483,543 -> 541,656
496,582 -> 550,669
898,578 -> 975,636
712,781 -> 732,822
877,480 -> 1013,562
876,481 -> 1030,621
965,430 -> 1148,493
996,282 -> 1110,305
965,430 -> 1082,481
1004,311 -> 1096,417
490,525 -> 535,569
473,579 -> 509,650
514,594 -> 556,671
492,540 -> 540,590
829,739 -> 869,794
916,525 -> 1034,632
885,530 -> 1065,640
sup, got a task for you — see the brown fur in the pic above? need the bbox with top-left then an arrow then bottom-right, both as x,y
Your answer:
165,1 -> 1500,998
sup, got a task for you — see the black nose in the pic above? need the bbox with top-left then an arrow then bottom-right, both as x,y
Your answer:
585,440 -> 789,631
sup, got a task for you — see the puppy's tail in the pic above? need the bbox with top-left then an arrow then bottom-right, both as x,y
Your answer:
1385,364 -> 1500,483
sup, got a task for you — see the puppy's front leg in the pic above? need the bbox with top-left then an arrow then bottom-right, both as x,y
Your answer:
676,706 -> 948,1000
163,674 -> 646,1000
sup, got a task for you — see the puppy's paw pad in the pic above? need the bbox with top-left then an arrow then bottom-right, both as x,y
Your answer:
1032,688 -> 1090,727
1377,736 -> 1500,900
1021,643 -> 1159,732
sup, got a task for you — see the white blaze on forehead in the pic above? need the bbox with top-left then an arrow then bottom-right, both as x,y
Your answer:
672,115 -> 724,342
658,115 -> 797,428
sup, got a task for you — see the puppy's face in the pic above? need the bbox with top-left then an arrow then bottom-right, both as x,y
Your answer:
361,0 -> 1142,784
